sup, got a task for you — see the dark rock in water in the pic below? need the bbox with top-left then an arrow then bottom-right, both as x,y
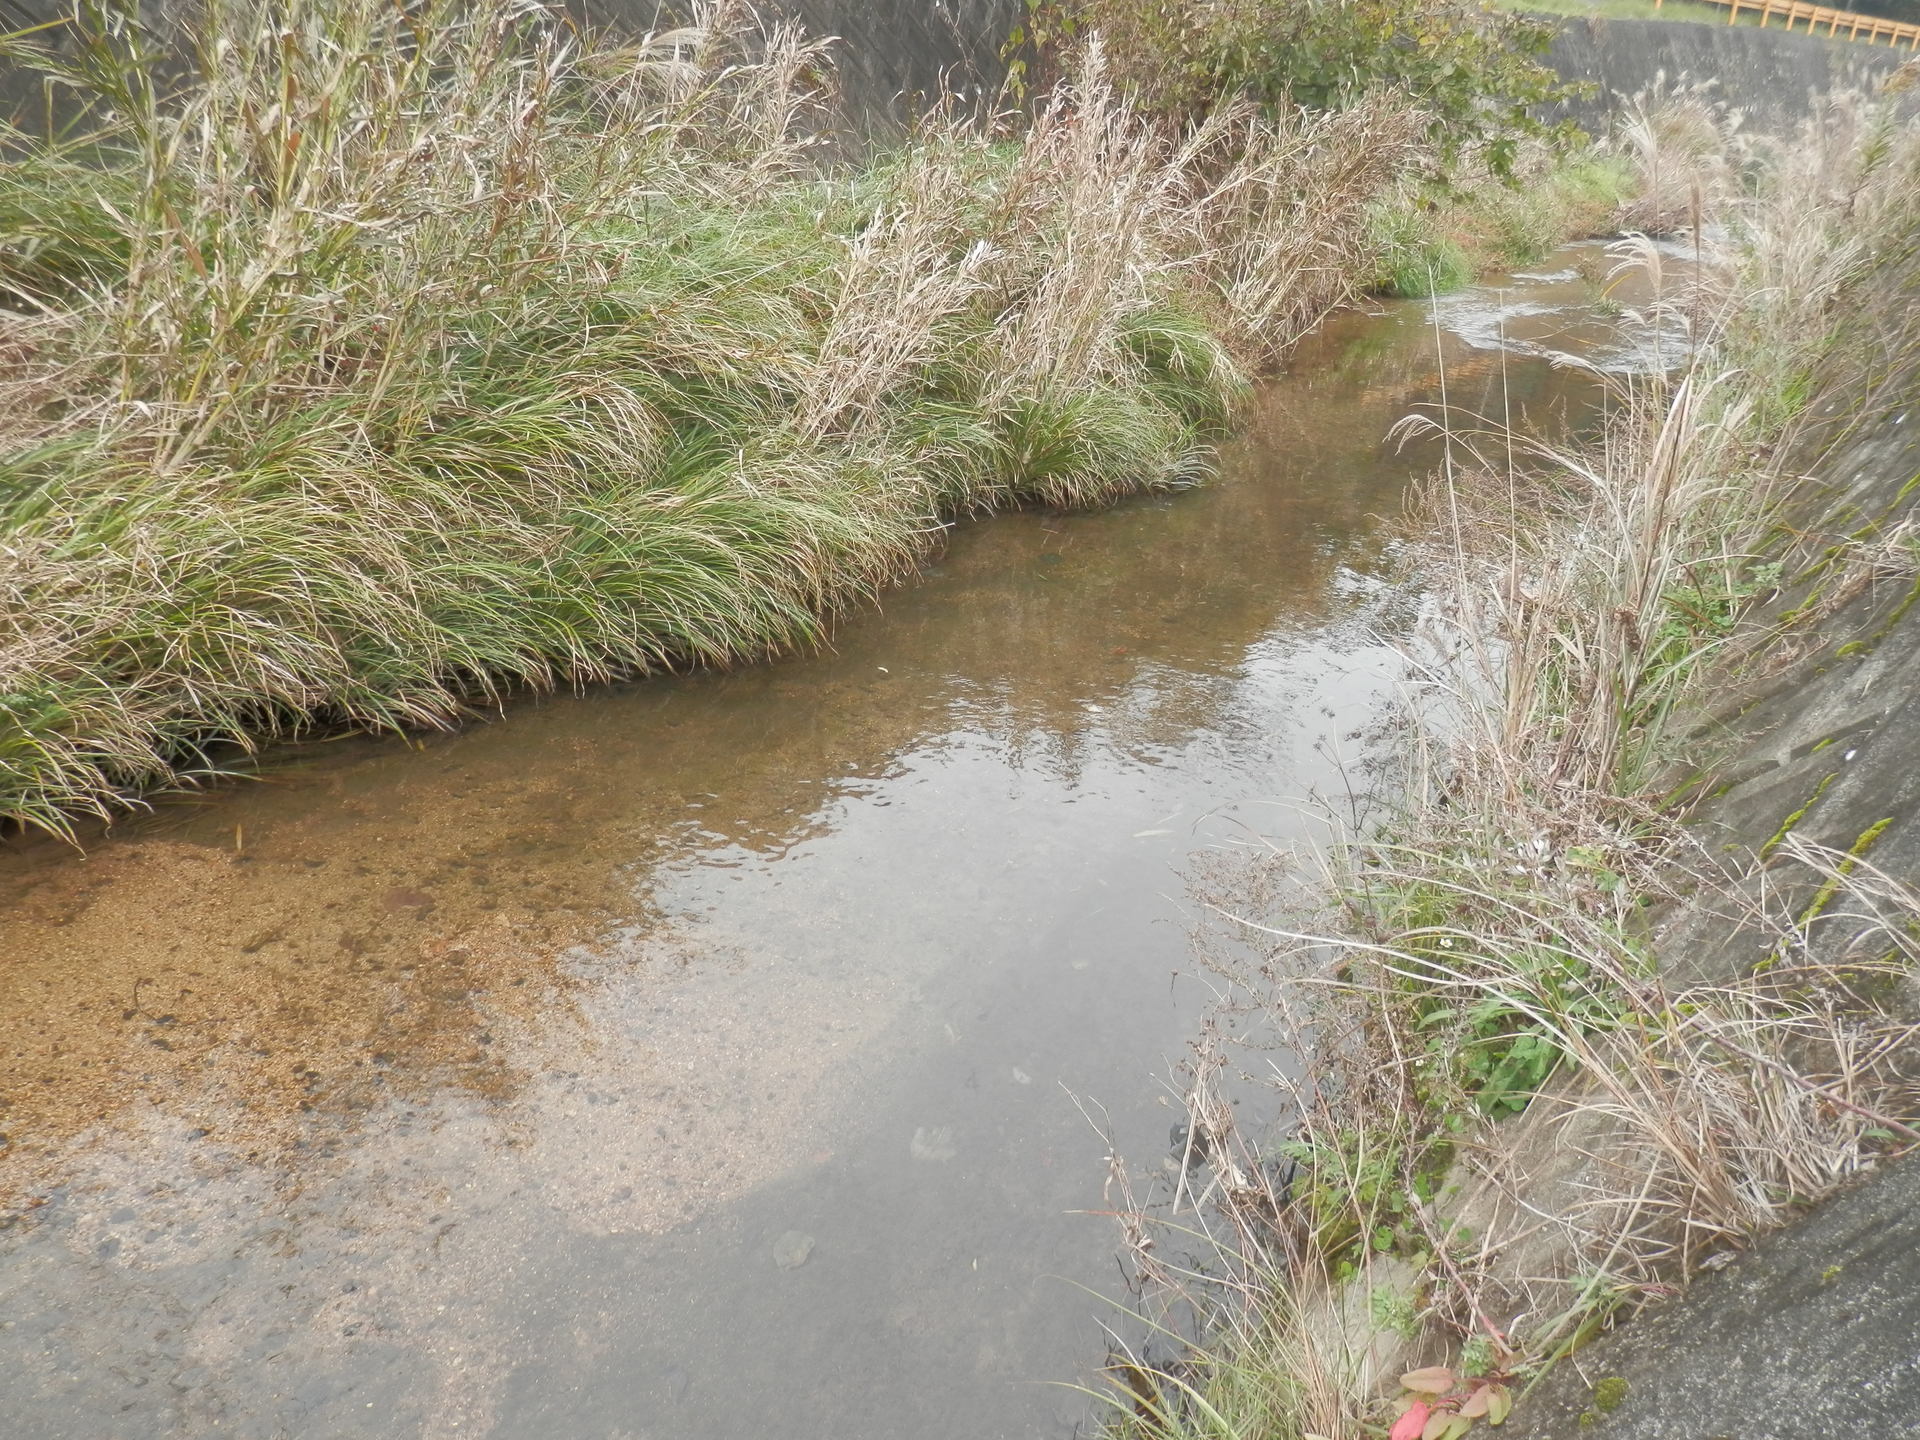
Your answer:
909,1125 -> 957,1163
1104,1341 -> 1202,1423
1257,1153 -> 1301,1203
1168,1121 -> 1211,1165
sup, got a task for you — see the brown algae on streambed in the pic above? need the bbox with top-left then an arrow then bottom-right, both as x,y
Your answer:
0,254 -> 1641,1439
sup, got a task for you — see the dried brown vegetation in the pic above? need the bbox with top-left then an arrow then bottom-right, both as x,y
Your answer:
1102,85 -> 1920,1439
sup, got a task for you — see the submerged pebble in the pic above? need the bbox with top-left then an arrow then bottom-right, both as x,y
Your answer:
1168,1121 -> 1212,1165
771,1231 -> 815,1270
910,1125 -> 957,1163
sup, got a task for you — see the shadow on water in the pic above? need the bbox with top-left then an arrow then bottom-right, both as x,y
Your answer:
0,245 -> 1638,1439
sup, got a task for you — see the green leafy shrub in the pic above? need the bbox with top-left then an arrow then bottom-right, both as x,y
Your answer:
1014,0 -> 1576,177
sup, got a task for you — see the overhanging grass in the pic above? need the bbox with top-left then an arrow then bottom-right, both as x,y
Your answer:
1368,145 -> 1635,297
0,211 -> 1236,831
1,0 -> 1449,835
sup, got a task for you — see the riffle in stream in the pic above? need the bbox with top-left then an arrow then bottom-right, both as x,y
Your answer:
0,247 -> 1654,1439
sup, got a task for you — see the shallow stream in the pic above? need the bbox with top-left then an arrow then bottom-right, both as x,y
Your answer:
0,248 -> 1646,1439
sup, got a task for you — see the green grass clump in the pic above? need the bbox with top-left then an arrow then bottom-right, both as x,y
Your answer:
1368,202 -> 1477,296
1365,146 -> 1633,296
0,0 -> 1446,835
1469,151 -> 1635,265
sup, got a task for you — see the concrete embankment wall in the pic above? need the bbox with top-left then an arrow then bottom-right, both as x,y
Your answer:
780,0 -> 1024,124
1542,15 -> 1906,132
1,4 -> 1901,134
0,0 -> 1029,130
577,0 -> 1023,130
758,7 -> 1909,133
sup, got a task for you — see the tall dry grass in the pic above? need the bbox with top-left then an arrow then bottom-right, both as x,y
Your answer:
1612,76 -> 1737,236
0,0 -> 1435,836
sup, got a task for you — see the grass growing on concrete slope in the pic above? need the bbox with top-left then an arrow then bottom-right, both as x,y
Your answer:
1100,87 -> 1920,1439
0,0 -> 1438,836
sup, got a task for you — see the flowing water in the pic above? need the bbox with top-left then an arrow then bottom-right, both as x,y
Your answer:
0,248 -> 1646,1439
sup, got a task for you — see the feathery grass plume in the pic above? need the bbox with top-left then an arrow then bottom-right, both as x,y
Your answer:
1613,74 -> 1738,237
958,38 -> 1242,508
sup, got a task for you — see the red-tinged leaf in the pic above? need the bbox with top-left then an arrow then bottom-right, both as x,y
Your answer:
1390,1401 -> 1432,1440
1401,1366 -> 1457,1395
1458,1386 -> 1492,1419
1485,1385 -> 1512,1425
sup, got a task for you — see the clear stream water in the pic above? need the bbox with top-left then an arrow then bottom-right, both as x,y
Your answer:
0,249 -> 1647,1439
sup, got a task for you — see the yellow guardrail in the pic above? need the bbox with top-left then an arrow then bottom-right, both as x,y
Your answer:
1657,0 -> 1920,48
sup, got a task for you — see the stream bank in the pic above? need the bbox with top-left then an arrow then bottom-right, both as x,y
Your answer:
1495,314 -> 1920,1440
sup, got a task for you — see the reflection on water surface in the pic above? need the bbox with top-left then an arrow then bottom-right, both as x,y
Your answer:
0,249 -> 1636,1439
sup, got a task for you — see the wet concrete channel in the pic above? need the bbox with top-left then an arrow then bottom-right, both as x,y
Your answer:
0,249 -> 1645,1439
